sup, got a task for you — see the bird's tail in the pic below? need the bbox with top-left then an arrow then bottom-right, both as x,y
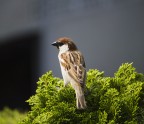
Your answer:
75,86 -> 87,109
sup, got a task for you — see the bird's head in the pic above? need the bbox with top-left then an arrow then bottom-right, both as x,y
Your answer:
51,37 -> 77,53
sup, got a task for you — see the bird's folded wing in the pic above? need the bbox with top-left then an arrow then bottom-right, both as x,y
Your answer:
60,51 -> 86,87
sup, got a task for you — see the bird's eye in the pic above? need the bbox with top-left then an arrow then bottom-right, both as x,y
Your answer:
58,42 -> 64,46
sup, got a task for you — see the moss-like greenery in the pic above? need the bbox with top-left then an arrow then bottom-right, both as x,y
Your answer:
0,108 -> 26,124
18,63 -> 144,123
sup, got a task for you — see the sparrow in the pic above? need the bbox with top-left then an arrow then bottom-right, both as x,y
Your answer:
51,37 -> 87,109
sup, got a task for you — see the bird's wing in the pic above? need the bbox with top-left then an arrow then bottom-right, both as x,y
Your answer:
60,51 -> 86,87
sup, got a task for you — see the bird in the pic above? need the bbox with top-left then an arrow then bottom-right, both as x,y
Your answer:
51,37 -> 87,109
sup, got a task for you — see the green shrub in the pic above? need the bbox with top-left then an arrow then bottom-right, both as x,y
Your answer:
0,108 -> 26,124
20,63 -> 144,124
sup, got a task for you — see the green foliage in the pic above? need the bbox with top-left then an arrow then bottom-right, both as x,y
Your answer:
20,63 -> 144,124
0,108 -> 26,124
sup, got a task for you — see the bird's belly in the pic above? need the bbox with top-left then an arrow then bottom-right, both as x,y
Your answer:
61,67 -> 70,85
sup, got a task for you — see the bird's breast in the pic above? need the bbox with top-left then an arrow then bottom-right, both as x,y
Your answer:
58,54 -> 70,84
60,63 -> 70,84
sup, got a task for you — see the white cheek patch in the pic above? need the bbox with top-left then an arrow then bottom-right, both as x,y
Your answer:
59,44 -> 69,53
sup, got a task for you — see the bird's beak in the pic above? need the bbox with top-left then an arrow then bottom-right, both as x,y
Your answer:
51,41 -> 58,46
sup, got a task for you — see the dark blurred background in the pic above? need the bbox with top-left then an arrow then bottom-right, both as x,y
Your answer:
0,0 -> 144,110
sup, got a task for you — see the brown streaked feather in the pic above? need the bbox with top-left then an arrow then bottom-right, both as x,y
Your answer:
60,61 -> 71,70
59,51 -> 86,87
